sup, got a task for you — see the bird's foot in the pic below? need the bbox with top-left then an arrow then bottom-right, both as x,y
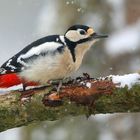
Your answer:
63,77 -> 74,84
50,79 -> 65,94
43,80 -> 64,107
56,80 -> 62,93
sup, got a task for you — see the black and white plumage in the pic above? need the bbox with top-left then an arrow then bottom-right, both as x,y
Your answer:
1,35 -> 65,73
0,25 -> 108,86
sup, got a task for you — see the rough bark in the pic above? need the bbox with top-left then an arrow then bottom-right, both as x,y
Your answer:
0,74 -> 140,132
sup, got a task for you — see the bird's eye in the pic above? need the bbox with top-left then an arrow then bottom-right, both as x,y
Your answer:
79,30 -> 86,35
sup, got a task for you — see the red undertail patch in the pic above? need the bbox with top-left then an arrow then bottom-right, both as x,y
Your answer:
0,73 -> 39,88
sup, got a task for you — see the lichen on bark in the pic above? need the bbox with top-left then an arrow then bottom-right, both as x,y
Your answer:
0,76 -> 140,132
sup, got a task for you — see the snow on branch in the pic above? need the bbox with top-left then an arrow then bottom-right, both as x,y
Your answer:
0,73 -> 140,132
110,73 -> 140,88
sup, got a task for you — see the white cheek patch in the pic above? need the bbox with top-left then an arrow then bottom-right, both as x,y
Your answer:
65,30 -> 89,42
65,30 -> 81,42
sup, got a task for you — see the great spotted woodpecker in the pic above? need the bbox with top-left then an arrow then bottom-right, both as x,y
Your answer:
0,25 -> 108,90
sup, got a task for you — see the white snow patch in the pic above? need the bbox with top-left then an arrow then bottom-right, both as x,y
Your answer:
66,1 -> 70,5
77,8 -> 82,12
86,82 -> 91,88
111,73 -> 140,89
0,127 -> 21,140
71,1 -> 74,4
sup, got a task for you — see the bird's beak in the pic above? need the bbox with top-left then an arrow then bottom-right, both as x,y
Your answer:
92,33 -> 108,39
87,28 -> 108,39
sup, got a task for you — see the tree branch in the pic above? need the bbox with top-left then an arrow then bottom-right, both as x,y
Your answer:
0,73 -> 140,132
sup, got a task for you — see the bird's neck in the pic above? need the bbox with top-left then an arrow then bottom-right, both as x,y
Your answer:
75,43 -> 92,61
64,37 -> 95,63
64,37 -> 77,62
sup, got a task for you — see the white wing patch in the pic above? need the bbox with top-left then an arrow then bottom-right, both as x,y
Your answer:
6,59 -> 16,70
17,42 -> 62,66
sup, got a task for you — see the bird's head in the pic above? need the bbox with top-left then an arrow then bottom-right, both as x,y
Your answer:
64,24 -> 108,45
64,25 -> 108,63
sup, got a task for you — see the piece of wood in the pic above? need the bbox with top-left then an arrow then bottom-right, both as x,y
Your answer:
0,74 -> 140,132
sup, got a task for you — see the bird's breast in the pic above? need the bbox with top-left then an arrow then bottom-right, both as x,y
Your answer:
59,47 -> 81,74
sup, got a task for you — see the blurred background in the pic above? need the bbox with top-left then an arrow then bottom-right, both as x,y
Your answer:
0,0 -> 140,140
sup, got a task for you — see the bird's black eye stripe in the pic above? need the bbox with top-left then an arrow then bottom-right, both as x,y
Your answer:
79,29 -> 86,35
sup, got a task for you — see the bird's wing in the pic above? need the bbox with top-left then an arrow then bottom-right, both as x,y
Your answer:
0,35 -> 65,75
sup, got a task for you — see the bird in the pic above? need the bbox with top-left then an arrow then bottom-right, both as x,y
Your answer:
0,24 -> 108,91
